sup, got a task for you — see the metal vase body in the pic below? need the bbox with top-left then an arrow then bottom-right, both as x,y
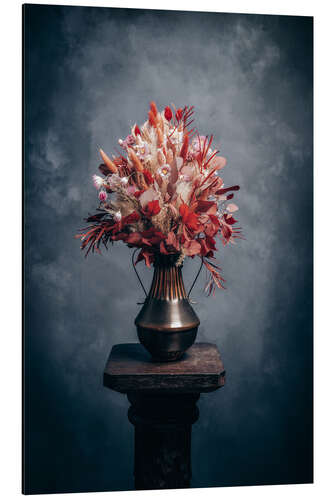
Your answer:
135,255 -> 200,361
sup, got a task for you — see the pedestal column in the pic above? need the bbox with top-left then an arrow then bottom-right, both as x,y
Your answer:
103,342 -> 225,490
128,392 -> 200,489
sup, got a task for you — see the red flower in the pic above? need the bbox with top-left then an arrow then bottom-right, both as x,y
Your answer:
179,203 -> 199,231
134,125 -> 141,136
134,190 -> 145,198
164,106 -> 173,121
144,200 -> 161,217
143,169 -> 154,185
176,108 -> 183,121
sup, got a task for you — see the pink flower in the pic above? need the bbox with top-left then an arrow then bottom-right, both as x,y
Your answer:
119,135 -> 135,150
99,190 -> 107,202
138,143 -> 149,160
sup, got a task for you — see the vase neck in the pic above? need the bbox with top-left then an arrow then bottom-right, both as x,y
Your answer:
148,264 -> 187,300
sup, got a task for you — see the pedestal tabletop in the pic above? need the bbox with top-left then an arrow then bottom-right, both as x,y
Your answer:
103,342 -> 225,394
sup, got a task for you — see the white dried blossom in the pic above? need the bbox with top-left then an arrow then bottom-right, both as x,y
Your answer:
92,175 -> 104,189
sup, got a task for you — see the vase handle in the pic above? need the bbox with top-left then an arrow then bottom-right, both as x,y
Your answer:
132,250 -> 203,299
187,257 -> 204,298
132,249 -> 148,297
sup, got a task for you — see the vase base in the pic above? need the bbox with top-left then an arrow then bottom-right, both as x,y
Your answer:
137,326 -> 198,363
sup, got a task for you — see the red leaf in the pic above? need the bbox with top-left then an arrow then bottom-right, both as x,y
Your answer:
205,235 -> 217,251
136,249 -> 154,268
159,240 -> 169,255
186,213 -> 200,231
179,203 -> 199,231
215,185 -> 240,195
125,232 -> 142,245
123,211 -> 140,225
179,203 -> 189,219
223,214 -> 238,225
144,200 -> 161,217
183,239 -> 201,256
196,200 -> 216,212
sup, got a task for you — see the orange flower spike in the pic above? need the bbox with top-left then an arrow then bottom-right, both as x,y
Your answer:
156,125 -> 164,147
180,134 -> 189,160
150,101 -> 158,117
159,114 -> 164,133
148,110 -> 157,128
128,149 -> 144,172
99,148 -> 118,173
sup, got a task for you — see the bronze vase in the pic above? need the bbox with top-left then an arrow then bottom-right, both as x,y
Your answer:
135,254 -> 200,361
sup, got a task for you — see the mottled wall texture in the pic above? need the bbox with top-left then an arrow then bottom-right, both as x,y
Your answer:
23,5 -> 313,494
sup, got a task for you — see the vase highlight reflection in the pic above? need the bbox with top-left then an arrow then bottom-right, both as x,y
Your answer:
135,254 -> 200,361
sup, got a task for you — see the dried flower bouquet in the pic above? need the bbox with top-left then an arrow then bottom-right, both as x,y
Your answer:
77,102 -> 242,295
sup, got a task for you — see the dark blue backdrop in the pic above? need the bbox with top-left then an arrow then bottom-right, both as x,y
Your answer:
23,5 -> 313,494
